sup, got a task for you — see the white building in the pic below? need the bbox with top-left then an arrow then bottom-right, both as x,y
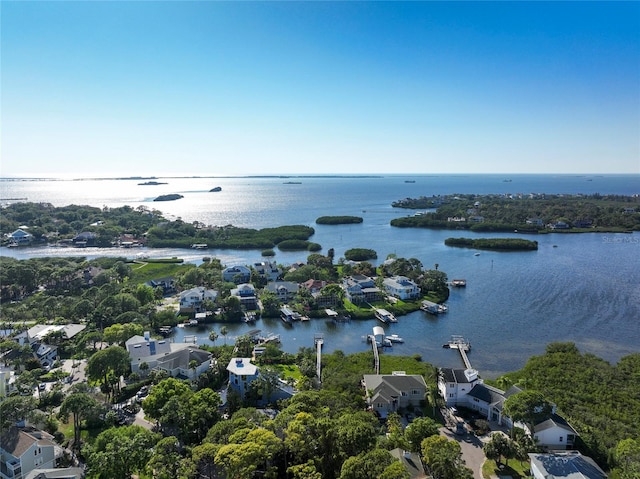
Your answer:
0,427 -> 59,479
438,368 -> 480,406
382,276 -> 421,300
222,265 -> 251,283
179,287 -> 218,313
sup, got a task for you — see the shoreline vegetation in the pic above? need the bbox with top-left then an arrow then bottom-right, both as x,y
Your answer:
444,237 -> 538,251
391,193 -> 640,232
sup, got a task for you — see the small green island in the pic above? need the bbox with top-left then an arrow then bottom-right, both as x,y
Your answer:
445,237 -> 539,251
153,194 -> 184,202
316,215 -> 363,225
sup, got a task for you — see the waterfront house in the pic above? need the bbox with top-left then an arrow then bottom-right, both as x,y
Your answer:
301,279 -> 326,294
549,221 -> 570,230
528,451 -> 607,479
72,231 -> 97,246
382,276 -> 421,300
222,265 -> 251,283
230,283 -> 258,310
0,427 -> 60,479
438,368 -> 480,407
342,275 -> 382,304
179,286 -> 218,314
264,281 -> 299,302
8,229 -> 33,245
573,219 -> 593,228
363,372 -> 427,419
526,218 -> 544,227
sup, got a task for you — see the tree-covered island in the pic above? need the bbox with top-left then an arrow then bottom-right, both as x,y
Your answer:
391,193 -> 640,232
444,237 -> 539,251
316,216 -> 364,225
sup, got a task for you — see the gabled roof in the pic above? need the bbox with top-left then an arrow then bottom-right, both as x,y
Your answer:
389,448 -> 428,478
363,373 -> 427,405
535,413 -> 578,435
467,383 -> 506,409
528,452 -> 607,479
0,427 -> 56,458
156,348 -> 211,372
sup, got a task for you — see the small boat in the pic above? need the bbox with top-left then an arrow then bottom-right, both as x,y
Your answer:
451,279 -> 466,287
386,334 -> 404,343
209,186 -> 222,192
474,253 -> 481,256
244,312 -> 256,323
404,180 -> 416,183
375,308 -> 397,323
382,338 -> 393,347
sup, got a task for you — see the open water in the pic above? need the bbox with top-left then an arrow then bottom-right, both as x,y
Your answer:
1,174 -> 639,378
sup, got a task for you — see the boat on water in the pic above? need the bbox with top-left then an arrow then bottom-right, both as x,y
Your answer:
209,186 -> 222,192
451,279 -> 467,287
386,334 -> 404,343
474,253 -> 481,256
191,243 -> 208,250
158,326 -> 174,336
243,311 -> 257,323
420,300 -> 448,314
375,308 -> 397,323
280,306 -> 301,324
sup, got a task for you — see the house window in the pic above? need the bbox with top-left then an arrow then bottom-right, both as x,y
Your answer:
473,398 -> 479,403
449,393 -> 454,398
559,437 -> 563,442
412,389 -> 419,395
450,383 -> 455,387
401,392 -> 407,396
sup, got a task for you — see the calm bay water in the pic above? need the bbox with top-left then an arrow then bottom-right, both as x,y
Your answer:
1,174 -> 639,378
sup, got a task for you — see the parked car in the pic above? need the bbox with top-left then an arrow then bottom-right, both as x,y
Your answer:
455,422 -> 466,435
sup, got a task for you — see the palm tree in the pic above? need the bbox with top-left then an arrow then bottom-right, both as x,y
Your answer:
220,326 -> 228,344
208,330 -> 218,345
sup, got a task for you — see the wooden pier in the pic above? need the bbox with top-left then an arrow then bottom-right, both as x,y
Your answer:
446,335 -> 472,369
314,334 -> 324,381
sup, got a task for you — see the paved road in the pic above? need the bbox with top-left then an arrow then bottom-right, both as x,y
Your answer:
440,425 -> 488,479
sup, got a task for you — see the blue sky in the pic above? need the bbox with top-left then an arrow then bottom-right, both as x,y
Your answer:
2,1 -> 639,177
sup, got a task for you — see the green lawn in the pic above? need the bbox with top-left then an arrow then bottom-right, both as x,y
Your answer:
128,261 -> 194,284
482,459 -> 532,479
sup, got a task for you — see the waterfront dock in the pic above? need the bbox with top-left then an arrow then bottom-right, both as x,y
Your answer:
445,335 -> 472,369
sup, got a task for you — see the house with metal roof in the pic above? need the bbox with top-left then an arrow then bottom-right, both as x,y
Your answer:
529,451 -> 607,479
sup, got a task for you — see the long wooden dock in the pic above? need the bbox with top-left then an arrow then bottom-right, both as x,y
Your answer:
314,334 -> 324,381
446,335 -> 472,369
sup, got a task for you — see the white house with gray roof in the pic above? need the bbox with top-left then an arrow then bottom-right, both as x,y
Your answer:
382,276 -> 421,300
